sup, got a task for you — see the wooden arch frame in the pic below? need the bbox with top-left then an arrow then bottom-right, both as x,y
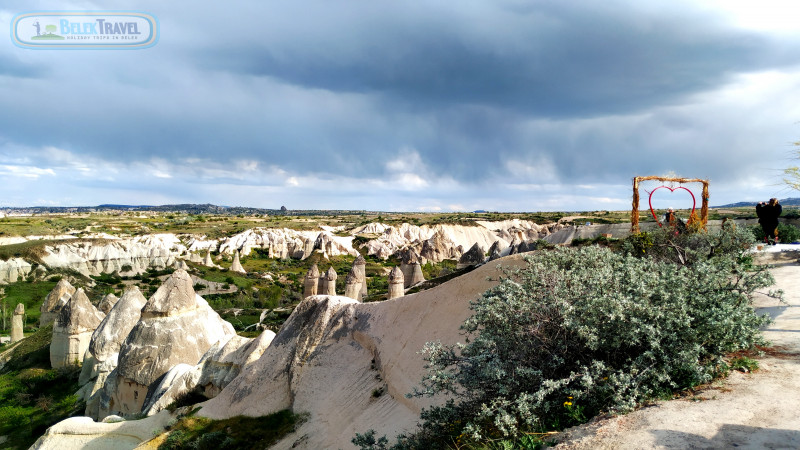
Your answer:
631,176 -> 709,232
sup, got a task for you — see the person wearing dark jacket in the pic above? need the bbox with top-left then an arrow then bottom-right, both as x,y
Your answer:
756,198 -> 782,244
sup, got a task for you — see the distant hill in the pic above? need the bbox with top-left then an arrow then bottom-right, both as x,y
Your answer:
0,204 -> 371,216
714,198 -> 800,208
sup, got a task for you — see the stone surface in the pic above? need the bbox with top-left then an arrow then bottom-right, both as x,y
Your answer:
354,254 -> 367,300
11,303 -> 24,343
344,267 -> 362,301
400,249 -> 425,288
303,264 -> 320,298
457,242 -> 486,269
200,256 -> 527,450
29,410 -> 173,450
143,330 -> 275,415
230,250 -> 246,274
388,266 -> 404,299
203,249 -> 214,267
97,293 -> 119,315
40,279 -> 76,327
51,288 -> 105,369
320,267 -> 337,296
81,287 -> 148,419
488,240 -> 505,261
0,257 -> 33,284
110,270 -> 235,416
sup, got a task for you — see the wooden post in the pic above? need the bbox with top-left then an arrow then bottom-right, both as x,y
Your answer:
631,177 -> 640,233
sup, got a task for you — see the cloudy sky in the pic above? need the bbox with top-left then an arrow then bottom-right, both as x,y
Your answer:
2,1 -> 800,212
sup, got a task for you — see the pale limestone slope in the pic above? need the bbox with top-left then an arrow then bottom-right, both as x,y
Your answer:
200,254 -> 527,450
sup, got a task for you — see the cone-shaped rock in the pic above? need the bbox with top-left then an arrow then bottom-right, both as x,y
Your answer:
230,250 -> 246,274
112,269 -> 235,416
203,249 -> 214,267
40,279 -> 76,327
81,287 -> 149,418
400,249 -> 425,288
303,264 -> 320,298
388,266 -> 404,299
51,288 -> 106,368
320,267 -> 337,296
11,303 -> 24,343
457,243 -> 485,269
98,293 -> 119,315
353,255 -> 367,300
488,240 -> 503,261
344,268 -> 362,301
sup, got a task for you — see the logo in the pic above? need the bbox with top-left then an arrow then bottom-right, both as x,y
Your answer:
11,11 -> 158,49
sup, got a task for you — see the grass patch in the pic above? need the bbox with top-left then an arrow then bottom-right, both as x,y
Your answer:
158,409 -> 306,450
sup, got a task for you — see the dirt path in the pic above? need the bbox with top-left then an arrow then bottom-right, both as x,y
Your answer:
553,260 -> 800,449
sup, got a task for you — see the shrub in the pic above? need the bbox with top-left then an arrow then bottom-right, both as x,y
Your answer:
374,225 -> 775,448
749,223 -> 800,244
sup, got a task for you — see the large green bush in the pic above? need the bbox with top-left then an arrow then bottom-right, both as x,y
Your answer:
358,225 -> 776,448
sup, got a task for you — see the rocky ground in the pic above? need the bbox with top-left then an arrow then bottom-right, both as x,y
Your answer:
553,252 -> 800,449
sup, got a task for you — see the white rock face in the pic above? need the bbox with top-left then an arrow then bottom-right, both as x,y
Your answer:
230,250 -> 246,274
97,293 -> 119,315
0,257 -> 32,284
40,279 -> 77,327
200,257 -> 527,450
208,228 -> 358,260
457,242 -> 486,269
40,234 -> 187,278
320,267 -> 338,296
11,303 -> 24,343
387,266 -> 404,299
109,270 -> 235,416
50,288 -> 105,369
81,287 -> 149,419
143,330 -> 275,415
344,268 -> 362,301
29,410 -> 173,450
303,265 -> 319,298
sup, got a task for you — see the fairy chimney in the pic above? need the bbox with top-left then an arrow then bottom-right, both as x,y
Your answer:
388,266 -> 405,300
11,303 -> 24,343
320,267 -> 337,296
98,293 -> 119,315
343,267 -> 362,301
51,288 -> 105,368
203,249 -> 214,267
400,249 -> 425,288
303,264 -> 320,298
230,250 -> 246,274
353,255 -> 367,300
40,279 -> 76,327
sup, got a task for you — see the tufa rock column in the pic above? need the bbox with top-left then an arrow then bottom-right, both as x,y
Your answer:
320,267 -> 337,296
400,249 -> 425,288
51,288 -> 105,369
98,293 -> 119,315
303,264 -> 319,298
344,267 -> 362,301
203,249 -> 214,267
387,266 -> 404,300
353,255 -> 367,300
40,279 -> 76,327
11,303 -> 24,343
230,250 -> 246,274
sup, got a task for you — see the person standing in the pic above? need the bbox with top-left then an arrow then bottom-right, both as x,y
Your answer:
756,198 -> 782,244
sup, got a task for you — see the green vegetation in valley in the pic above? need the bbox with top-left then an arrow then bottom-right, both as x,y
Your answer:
158,408 -> 305,450
0,326 -> 85,450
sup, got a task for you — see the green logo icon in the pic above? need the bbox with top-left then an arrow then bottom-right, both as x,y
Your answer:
31,21 -> 64,40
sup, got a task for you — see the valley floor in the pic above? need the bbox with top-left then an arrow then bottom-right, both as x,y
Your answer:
553,256 -> 800,449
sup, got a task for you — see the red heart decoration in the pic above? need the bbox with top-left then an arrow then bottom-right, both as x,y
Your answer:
648,186 -> 696,227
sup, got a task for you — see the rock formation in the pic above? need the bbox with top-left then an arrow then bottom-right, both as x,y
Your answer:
40,279 -> 76,327
143,330 -> 275,415
388,266 -> 404,299
97,293 -> 119,315
400,249 -> 425,288
457,242 -> 486,269
353,254 -> 367,300
230,250 -> 246,274
0,258 -> 33,284
303,264 -> 319,298
344,268 -> 362,301
81,287 -> 148,418
11,303 -> 24,343
488,240 -> 504,261
420,229 -> 463,263
173,259 -> 189,271
109,269 -> 235,416
203,249 -> 214,267
51,288 -> 105,369
320,267 -> 338,296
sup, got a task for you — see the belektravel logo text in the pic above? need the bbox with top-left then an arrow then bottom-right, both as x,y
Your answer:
11,11 -> 158,49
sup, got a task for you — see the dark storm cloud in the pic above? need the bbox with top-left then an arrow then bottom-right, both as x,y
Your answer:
1,0 -> 799,209
196,1 -> 788,118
